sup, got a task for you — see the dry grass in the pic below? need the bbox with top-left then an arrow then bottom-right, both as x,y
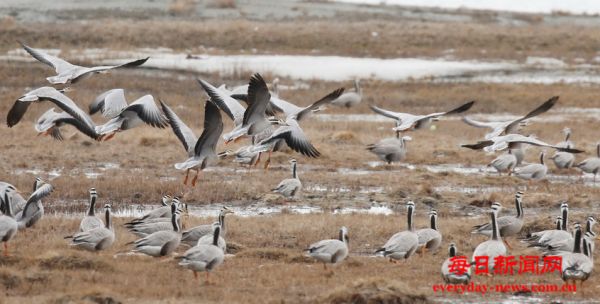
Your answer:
168,0 -> 197,16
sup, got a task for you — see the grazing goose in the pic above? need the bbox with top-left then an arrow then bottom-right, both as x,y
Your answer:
130,206 -> 182,257
272,159 -> 302,199
95,94 -> 168,141
514,152 -> 547,181
331,79 -> 362,108
576,143 -> 600,182
16,178 -> 54,230
178,224 -> 225,283
161,100 -> 223,186
124,195 -> 172,226
472,192 -> 524,248
488,150 -> 517,176
367,123 -> 412,164
69,204 -> 115,252
307,226 -> 349,270
7,87 -> 99,140
79,188 -> 103,232
19,42 -> 148,84
526,203 -> 573,255
471,203 -> 507,272
181,207 -> 233,247
197,222 -> 227,252
35,107 -> 99,140
462,134 -> 583,154
0,193 -> 18,256
88,89 -> 128,119
560,223 -> 593,289
462,96 -> 558,140
441,243 -> 471,285
416,209 -> 442,255
370,101 -> 475,132
128,201 -> 182,238
375,201 -> 419,261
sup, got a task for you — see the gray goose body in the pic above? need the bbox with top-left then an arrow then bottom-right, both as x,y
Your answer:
79,188 -> 103,232
514,152 -> 547,181
0,182 -> 26,215
441,243 -> 471,284
376,201 -> 419,260
367,126 -> 412,164
416,210 -> 442,253
552,128 -> 575,169
0,192 -> 18,256
331,79 -> 362,108
472,203 -> 507,272
560,224 -> 593,284
526,203 -> 573,255
181,207 -> 233,247
179,224 -> 225,282
272,159 -> 302,199
488,151 -> 517,175
197,222 -> 227,252
124,195 -> 172,227
576,144 -> 600,181
370,101 -> 475,132
70,204 -> 115,251
307,226 -> 349,267
131,206 -> 182,257
128,202 -> 182,238
472,192 -> 524,240
16,178 -> 53,230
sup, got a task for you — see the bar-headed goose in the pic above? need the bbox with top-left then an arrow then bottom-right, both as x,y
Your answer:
560,223 -> 593,288
0,182 -> 26,216
488,150 -> 517,176
551,146 -> 575,170
272,159 -> 302,199
472,203 -> 507,272
181,206 -> 234,247
376,201 -> 419,261
526,203 -> 573,255
0,192 -> 18,256
416,209 -> 442,255
16,178 -> 53,230
556,127 -> 574,149
576,143 -> 600,182
367,122 -> 412,164
19,41 -> 148,85
79,188 -> 103,232
522,215 -> 563,245
69,204 -> 115,252
124,195 -> 172,226
161,100 -> 223,186
178,224 -> 225,284
514,152 -> 547,181
197,79 -> 246,137
370,101 -> 474,132
35,107 -> 99,140
252,115 -> 320,158
441,243 -> 471,285
331,79 -> 362,108
472,192 -> 524,248
7,87 -> 99,140
128,200 -> 182,238
88,89 -> 128,119
462,96 -> 558,140
462,134 -> 583,154
130,205 -> 182,257
197,222 -> 227,252
307,226 -> 349,270
95,94 -> 168,141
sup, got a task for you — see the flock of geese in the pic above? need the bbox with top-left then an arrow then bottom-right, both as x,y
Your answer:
1,42 -> 598,289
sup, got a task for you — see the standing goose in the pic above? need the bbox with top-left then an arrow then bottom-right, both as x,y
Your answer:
584,216 -> 597,253
522,215 -> 563,244
7,87 -> 99,140
95,94 -> 168,141
124,195 -> 172,226
561,223 -> 593,289
472,203 -> 507,273
178,224 -> 225,284
576,143 -> 600,182
16,178 -> 54,230
331,79 -> 362,108
35,107 -> 99,141
306,226 -> 349,271
471,192 -> 524,248
181,206 -> 233,247
441,243 -> 471,285
79,188 -> 103,232
0,182 -> 26,216
0,193 -> 18,256
367,122 -> 412,164
130,206 -> 182,257
272,159 -> 302,199
69,204 -> 115,252
556,127 -> 574,149
551,146 -> 576,170
488,150 -> 517,176
514,152 -> 548,181
416,209 -> 442,255
375,201 -> 419,261
161,99 -> 223,186
19,41 -> 148,85
370,101 -> 475,132
197,222 -> 227,252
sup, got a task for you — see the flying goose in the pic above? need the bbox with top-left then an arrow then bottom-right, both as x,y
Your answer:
576,143 -> 600,182
272,159 -> 302,199
88,89 -> 128,119
369,101 -> 475,132
441,243 -> 471,285
161,99 -> 223,186
462,96 -> 558,140
79,188 -> 103,232
19,41 -> 148,85
181,206 -> 234,247
472,192 -> 524,248
35,107 -> 99,140
130,205 -> 182,257
7,87 -> 99,140
416,209 -> 442,255
124,195 -> 172,226
375,201 -> 419,261
69,204 -> 115,252
197,222 -> 227,252
367,128 -> 412,165
560,223 -> 593,289
462,134 -> 584,154
514,152 -> 548,181
0,192 -> 18,256
16,178 -> 53,230
178,224 -> 225,284
471,203 -> 507,273
197,79 -> 246,136
330,79 -> 362,108
525,203 -> 573,255
488,150 -> 517,176
306,226 -> 349,271
0,182 -> 27,216
95,94 -> 168,141
251,114 -> 321,158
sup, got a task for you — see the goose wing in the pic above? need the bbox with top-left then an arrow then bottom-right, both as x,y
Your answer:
89,89 -> 128,118
262,119 -> 320,158
160,100 -> 197,156
121,95 -> 168,128
295,88 -> 344,121
503,96 -> 558,135
21,183 -> 53,218
194,101 -> 224,158
461,116 -> 501,129
70,57 -> 149,84
19,41 -> 78,74
413,101 -> 475,126
242,73 -> 271,135
197,79 -> 245,123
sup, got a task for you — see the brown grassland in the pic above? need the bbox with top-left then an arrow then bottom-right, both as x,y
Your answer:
1,5 -> 600,303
